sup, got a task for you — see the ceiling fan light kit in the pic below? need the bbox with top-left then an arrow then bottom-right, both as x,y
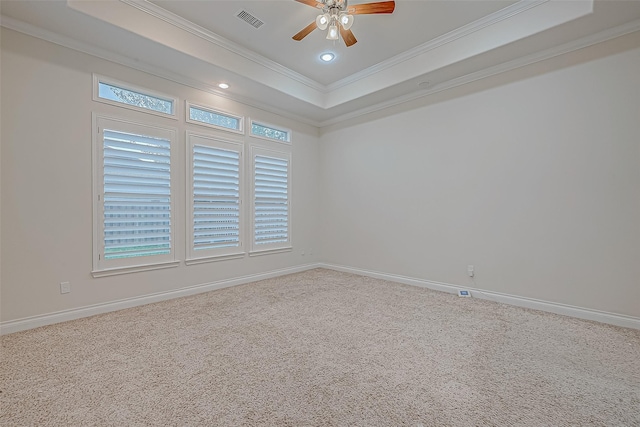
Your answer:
340,14 -> 354,30
316,13 -> 329,30
327,21 -> 339,40
293,0 -> 395,47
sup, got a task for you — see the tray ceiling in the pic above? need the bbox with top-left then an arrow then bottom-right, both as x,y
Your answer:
2,1 -> 640,126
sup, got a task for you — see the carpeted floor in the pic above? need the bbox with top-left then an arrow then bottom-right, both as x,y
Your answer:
1,268 -> 639,426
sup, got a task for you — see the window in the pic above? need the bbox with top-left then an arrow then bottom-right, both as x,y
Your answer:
187,103 -> 243,133
250,120 -> 291,143
93,115 -> 177,276
186,133 -> 244,263
94,75 -> 176,118
250,147 -> 291,254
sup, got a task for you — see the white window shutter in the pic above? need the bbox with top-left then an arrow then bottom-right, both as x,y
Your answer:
102,129 -> 172,260
254,154 -> 289,246
192,144 -> 241,251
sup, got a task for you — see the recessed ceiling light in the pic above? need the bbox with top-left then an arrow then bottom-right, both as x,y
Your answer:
320,53 -> 335,62
218,83 -> 230,89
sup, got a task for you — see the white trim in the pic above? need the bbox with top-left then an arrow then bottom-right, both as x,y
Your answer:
92,112 -> 100,276
3,13 -> 640,128
92,114 -> 178,273
120,0 -> 325,92
319,263 -> 640,330
123,0 -> 545,95
185,252 -> 245,265
3,262 -> 638,335
326,0 -> 549,91
186,101 -> 245,134
249,247 -> 293,257
249,118 -> 292,144
0,16 -> 321,128
1,263 -> 322,335
93,74 -> 178,119
185,132 -> 245,261
319,19 -> 640,128
250,146 -> 292,254
91,260 -> 180,278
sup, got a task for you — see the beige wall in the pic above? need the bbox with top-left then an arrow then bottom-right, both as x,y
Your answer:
0,28 -> 321,322
319,37 -> 640,318
2,26 -> 639,325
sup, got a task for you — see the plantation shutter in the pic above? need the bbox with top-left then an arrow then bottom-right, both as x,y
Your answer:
192,145 -> 241,251
254,155 -> 289,246
102,129 -> 171,260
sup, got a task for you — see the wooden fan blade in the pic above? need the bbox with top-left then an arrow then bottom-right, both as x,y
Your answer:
292,21 -> 318,41
294,0 -> 325,9
347,1 -> 395,15
339,26 -> 357,47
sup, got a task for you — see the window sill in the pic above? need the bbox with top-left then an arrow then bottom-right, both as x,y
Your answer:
92,260 -> 180,278
185,252 -> 246,265
249,247 -> 293,257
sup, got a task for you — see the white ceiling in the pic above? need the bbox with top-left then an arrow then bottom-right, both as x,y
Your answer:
2,1 -> 640,127
150,0 -> 518,85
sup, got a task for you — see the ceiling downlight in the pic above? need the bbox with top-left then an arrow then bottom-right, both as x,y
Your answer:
320,53 -> 335,62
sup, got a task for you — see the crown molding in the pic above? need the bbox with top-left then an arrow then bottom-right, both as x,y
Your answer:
92,0 -> 555,98
121,0 -> 326,93
124,0 -> 549,95
326,0 -> 549,92
0,15 -> 323,128
319,19 -> 640,128
3,12 -> 639,130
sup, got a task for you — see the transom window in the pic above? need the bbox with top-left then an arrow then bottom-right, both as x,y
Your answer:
94,75 -> 176,118
250,120 -> 291,143
187,103 -> 244,133
92,78 -> 295,272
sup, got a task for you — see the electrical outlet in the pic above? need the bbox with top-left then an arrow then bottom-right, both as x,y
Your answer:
60,282 -> 71,294
467,265 -> 474,277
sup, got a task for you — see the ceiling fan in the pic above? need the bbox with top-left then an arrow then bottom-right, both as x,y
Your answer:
292,0 -> 396,47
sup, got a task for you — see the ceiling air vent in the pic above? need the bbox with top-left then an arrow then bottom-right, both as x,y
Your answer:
236,10 -> 264,29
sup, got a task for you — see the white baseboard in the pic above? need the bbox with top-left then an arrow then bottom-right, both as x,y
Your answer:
0,263 -> 322,335
319,263 -> 640,330
4,262 -> 638,334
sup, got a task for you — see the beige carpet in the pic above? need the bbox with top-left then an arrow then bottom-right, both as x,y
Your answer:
1,268 -> 639,426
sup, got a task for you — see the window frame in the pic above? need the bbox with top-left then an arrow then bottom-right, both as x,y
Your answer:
93,74 -> 178,119
249,146 -> 292,256
185,131 -> 246,265
92,113 -> 179,277
249,118 -> 292,144
186,102 -> 245,135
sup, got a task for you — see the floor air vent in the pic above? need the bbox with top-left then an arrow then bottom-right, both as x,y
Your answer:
236,10 -> 264,29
